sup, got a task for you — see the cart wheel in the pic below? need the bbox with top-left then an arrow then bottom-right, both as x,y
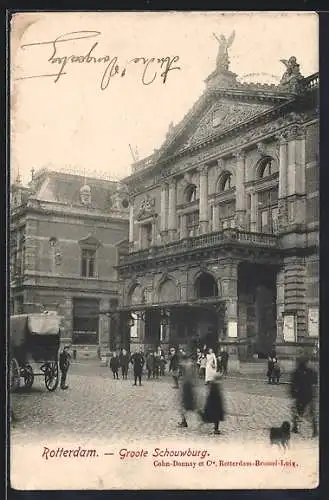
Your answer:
45,361 -> 59,392
23,365 -> 34,389
10,358 -> 20,392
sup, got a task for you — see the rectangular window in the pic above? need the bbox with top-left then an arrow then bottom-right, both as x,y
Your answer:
186,211 -> 199,236
261,210 -> 269,232
81,248 -> 96,277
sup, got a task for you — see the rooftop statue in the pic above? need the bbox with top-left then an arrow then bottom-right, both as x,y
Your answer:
213,30 -> 235,72
280,56 -> 304,91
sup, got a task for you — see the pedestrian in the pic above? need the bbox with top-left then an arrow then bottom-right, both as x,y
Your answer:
146,351 -> 154,380
110,352 -> 120,379
205,348 -> 217,384
159,353 -> 166,376
290,355 -> 318,437
119,348 -> 130,379
271,357 -> 281,384
153,351 -> 160,379
267,353 -> 275,384
169,347 -> 180,389
216,349 -> 222,373
130,347 -> 145,386
220,347 -> 229,376
195,348 -> 202,377
59,344 -> 71,390
199,374 -> 226,435
199,353 -> 206,379
178,356 -> 197,428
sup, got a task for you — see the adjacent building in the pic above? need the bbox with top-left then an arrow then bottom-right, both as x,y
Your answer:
116,45 -> 319,360
10,168 -> 129,356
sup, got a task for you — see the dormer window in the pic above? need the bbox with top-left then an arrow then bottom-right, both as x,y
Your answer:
80,184 -> 92,205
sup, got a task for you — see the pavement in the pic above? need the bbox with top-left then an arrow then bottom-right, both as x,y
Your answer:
10,361 -> 319,444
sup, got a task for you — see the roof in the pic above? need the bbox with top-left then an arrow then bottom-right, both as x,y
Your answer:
31,170 -> 119,212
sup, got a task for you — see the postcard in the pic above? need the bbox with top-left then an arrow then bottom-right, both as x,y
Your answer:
10,11 -> 319,490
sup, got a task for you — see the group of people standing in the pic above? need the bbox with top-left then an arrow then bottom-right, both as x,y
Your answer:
109,347 -> 167,386
195,346 -> 229,382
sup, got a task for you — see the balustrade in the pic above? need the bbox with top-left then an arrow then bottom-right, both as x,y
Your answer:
119,228 -> 278,264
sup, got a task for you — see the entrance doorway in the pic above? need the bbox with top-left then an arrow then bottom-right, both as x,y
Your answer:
238,263 -> 277,359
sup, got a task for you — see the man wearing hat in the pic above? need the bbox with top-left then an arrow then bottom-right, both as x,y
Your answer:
290,355 -> 318,437
59,344 -> 71,390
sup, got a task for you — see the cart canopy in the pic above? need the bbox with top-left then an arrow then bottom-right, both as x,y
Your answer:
28,313 -> 60,335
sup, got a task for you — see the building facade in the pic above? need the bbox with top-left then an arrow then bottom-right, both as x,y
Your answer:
116,47 -> 319,360
10,169 -> 129,356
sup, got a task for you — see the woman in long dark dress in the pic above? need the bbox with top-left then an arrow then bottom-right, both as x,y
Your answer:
199,374 -> 225,435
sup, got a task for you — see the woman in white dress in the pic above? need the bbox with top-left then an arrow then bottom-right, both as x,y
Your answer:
205,348 -> 217,384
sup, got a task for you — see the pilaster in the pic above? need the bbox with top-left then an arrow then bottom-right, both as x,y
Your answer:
233,150 -> 246,229
199,165 -> 209,234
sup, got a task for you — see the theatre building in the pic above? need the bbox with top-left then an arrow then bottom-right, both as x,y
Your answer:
10,168 -> 129,357
115,45 -> 319,360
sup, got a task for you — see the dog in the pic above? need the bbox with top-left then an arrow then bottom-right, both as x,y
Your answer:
269,421 -> 291,450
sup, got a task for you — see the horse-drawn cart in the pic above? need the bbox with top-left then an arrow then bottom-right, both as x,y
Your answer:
10,313 -> 61,392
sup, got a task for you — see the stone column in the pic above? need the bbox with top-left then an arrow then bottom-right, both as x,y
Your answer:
167,178 -> 177,240
128,196 -> 134,251
234,150 -> 246,229
62,296 -> 73,344
160,182 -> 169,233
99,299 -> 110,351
250,192 -> 257,232
179,214 -> 187,239
212,203 -> 220,232
218,259 -> 240,370
275,267 -> 285,344
286,125 -> 307,224
199,165 -> 209,234
277,133 -> 288,230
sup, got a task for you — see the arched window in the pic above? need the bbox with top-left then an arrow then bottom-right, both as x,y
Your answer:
218,172 -> 233,192
195,272 -> 218,298
185,184 -> 197,203
258,156 -> 274,179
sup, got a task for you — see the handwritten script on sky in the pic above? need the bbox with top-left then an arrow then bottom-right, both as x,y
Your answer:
17,30 -> 181,89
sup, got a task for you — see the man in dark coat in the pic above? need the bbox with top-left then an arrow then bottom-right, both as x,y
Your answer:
178,356 -> 197,428
146,352 -> 154,380
110,352 -> 120,379
220,347 -> 229,375
290,356 -> 318,436
59,345 -> 71,390
119,348 -> 130,379
169,347 -> 180,389
130,348 -> 145,386
199,374 -> 225,434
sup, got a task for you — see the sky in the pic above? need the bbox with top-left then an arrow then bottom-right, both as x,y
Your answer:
11,11 -> 318,186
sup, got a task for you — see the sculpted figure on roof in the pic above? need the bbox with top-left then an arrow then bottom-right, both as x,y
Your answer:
213,30 -> 235,72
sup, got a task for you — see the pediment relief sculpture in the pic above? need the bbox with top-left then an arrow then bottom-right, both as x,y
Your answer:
182,100 -> 273,149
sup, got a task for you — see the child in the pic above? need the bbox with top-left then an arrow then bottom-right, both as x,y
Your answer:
271,360 -> 281,384
110,352 -> 119,379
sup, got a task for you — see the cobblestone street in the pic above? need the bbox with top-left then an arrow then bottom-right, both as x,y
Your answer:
11,362 -> 318,445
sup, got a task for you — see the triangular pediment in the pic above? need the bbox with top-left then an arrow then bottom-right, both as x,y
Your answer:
180,98 -> 273,150
78,234 -> 101,247
150,85 -> 293,165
